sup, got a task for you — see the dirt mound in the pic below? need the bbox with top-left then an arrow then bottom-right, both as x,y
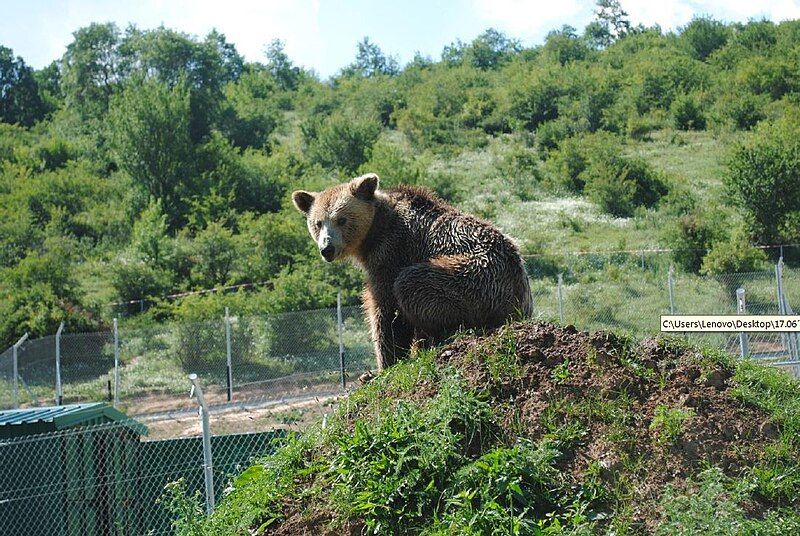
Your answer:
198,320 -> 800,535
437,322 -> 779,528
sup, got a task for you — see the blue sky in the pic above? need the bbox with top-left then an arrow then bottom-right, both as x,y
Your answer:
2,1 -> 799,78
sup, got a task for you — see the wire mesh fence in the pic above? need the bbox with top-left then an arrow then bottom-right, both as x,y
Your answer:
528,262 -> 800,377
1,261 -> 799,417
0,417 -> 285,536
0,305 -> 373,416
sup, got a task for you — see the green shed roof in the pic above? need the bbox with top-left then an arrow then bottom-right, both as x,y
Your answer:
0,403 -> 148,439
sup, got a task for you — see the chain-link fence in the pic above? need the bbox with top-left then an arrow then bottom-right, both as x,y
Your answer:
0,304 -> 373,416
2,261 -> 799,417
528,261 -> 800,377
0,415 -> 285,536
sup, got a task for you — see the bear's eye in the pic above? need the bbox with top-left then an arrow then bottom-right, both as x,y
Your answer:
337,217 -> 347,226
314,220 -> 322,229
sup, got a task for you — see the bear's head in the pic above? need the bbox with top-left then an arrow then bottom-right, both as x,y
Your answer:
292,173 -> 379,262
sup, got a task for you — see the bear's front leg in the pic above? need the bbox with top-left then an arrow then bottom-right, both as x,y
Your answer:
363,286 -> 414,370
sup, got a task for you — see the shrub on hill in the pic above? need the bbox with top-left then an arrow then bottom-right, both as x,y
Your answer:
547,132 -> 668,216
671,93 -> 707,130
725,113 -> 800,244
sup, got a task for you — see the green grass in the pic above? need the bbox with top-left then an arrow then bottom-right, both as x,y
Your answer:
649,404 -> 694,445
657,467 -> 800,536
626,129 -> 735,203
165,352 -> 609,535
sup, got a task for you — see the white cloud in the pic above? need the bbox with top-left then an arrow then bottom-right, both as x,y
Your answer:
620,1 -> 695,29
622,0 -> 800,30
131,0 -> 321,65
472,0 -> 590,40
12,0 -> 322,69
6,0 -> 800,76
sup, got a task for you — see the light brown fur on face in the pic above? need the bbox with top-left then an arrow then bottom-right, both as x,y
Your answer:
292,173 -> 532,371
292,174 -> 378,262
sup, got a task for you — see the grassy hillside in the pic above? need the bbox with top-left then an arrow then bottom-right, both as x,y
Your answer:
166,321 -> 800,534
2,14 -> 800,347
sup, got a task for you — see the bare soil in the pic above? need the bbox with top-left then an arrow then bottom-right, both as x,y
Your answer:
437,321 -> 778,530
143,395 -> 339,440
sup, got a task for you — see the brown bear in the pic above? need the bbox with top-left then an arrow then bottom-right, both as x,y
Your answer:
292,173 -> 532,370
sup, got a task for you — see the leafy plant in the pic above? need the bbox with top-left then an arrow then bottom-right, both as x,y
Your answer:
650,404 -> 694,444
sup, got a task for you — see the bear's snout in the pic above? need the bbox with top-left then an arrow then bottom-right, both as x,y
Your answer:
320,244 -> 336,262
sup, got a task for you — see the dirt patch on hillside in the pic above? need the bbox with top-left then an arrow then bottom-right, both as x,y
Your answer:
436,322 -> 777,529
143,395 -> 337,440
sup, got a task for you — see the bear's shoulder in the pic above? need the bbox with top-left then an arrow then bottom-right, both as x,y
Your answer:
386,184 -> 448,211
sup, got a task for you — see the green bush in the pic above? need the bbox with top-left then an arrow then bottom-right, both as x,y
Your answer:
394,65 -> 493,149
662,212 -> 721,273
238,211 -> 313,283
504,65 -> 563,131
111,257 -> 174,305
680,16 -> 731,60
586,157 -> 668,218
108,75 -> 195,229
671,93 -> 707,130
712,92 -> 767,130
700,229 -> 769,275
547,132 -> 668,216
217,69 -> 281,149
358,138 -> 423,188
725,114 -> 800,244
305,111 -> 381,174
189,221 -> 240,287
735,55 -> 800,100
623,49 -> 708,115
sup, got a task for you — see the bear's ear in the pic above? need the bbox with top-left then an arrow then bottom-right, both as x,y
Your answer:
292,190 -> 316,214
351,173 -> 379,201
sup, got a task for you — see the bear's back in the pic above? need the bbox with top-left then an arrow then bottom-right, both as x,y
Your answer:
385,185 -> 518,260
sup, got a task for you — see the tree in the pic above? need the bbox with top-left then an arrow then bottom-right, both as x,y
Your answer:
441,39 -> 467,64
589,0 -> 632,48
0,46 -> 46,126
465,29 -> 521,70
218,69 -> 281,149
61,23 -> 121,118
130,199 -> 173,267
305,111 -> 381,173
265,39 -> 300,90
34,61 -> 62,115
346,37 -> 399,77
680,16 -> 730,60
543,25 -> 590,64
119,26 -> 244,141
191,221 -> 239,286
109,75 -> 194,228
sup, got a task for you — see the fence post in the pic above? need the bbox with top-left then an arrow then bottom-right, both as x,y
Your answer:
668,264 -> 676,315
12,333 -> 29,409
640,249 -> 645,270
775,257 -> 799,361
113,318 -> 120,408
55,322 -> 64,406
557,274 -> 565,324
189,373 -> 215,515
337,291 -> 346,389
736,288 -> 749,358
225,307 -> 233,402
